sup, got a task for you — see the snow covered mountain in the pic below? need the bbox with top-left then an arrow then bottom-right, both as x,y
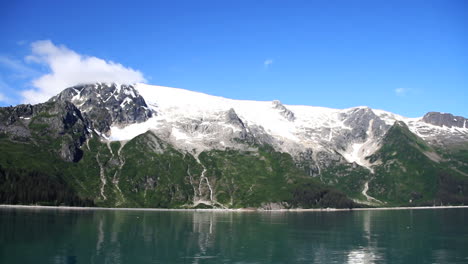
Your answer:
1,82 -> 467,208
53,83 -> 468,172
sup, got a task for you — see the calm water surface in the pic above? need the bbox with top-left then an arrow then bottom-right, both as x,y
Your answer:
0,207 -> 467,263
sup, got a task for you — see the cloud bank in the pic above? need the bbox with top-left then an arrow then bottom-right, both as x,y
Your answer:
21,40 -> 146,104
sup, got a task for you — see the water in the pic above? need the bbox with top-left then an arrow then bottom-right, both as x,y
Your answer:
0,207 -> 467,263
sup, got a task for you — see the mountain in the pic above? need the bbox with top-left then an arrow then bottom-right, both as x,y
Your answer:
1,83 -> 467,208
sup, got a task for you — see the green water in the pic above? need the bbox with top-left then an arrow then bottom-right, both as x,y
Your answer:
0,208 -> 467,263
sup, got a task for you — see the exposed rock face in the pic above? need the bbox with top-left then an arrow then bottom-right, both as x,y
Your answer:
0,104 -> 34,139
335,107 -> 388,151
343,107 -> 387,138
295,148 -> 320,177
422,112 -> 468,128
50,83 -> 154,133
0,101 -> 90,162
224,108 -> 255,142
225,108 -> 245,128
272,100 -> 296,121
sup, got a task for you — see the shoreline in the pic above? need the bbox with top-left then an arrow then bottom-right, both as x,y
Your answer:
1,204 -> 468,212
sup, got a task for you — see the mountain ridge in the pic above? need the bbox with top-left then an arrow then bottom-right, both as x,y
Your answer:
1,82 -> 467,208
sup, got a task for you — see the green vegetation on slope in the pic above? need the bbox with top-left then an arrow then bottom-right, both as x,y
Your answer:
367,122 -> 468,206
320,163 -> 372,201
199,145 -> 355,208
0,137 -> 95,206
2,102 -> 467,208
0,127 -> 356,209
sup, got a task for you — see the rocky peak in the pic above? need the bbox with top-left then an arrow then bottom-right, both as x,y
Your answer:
225,108 -> 245,128
342,107 -> 388,140
422,112 -> 467,128
0,104 -> 34,127
50,83 -> 154,133
272,100 -> 295,121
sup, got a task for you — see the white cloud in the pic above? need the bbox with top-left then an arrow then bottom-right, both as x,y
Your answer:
264,59 -> 273,68
395,88 -> 406,96
21,40 -> 146,104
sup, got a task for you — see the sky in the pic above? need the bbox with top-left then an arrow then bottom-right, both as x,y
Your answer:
0,0 -> 467,117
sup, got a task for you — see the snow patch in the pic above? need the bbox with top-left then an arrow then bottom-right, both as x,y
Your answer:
123,88 -> 136,98
108,117 -> 160,141
340,120 -> 380,172
171,127 -> 190,141
120,97 -> 133,108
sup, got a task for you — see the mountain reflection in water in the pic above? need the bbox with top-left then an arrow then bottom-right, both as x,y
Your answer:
0,208 -> 467,263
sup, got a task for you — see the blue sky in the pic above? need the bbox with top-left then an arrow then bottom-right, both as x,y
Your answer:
0,0 -> 467,117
